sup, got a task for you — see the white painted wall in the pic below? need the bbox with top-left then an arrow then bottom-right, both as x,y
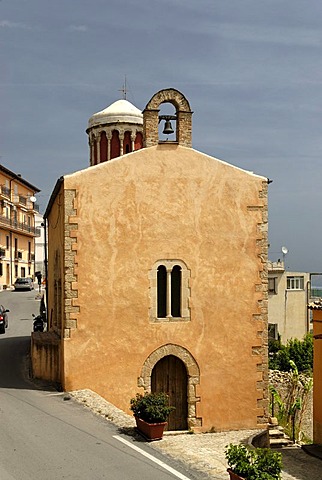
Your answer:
268,261 -> 310,342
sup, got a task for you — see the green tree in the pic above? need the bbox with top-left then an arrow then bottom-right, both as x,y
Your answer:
269,333 -> 313,373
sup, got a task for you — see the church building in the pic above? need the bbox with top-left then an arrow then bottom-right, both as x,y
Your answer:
32,88 -> 269,432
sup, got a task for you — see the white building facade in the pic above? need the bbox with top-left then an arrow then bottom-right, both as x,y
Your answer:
268,260 -> 311,342
34,212 -> 46,278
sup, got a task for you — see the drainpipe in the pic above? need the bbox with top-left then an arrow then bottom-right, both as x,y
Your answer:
9,231 -> 12,287
9,179 -> 13,287
306,280 -> 311,334
41,220 -> 48,322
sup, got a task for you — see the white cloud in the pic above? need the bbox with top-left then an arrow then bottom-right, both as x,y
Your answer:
67,25 -> 88,32
0,20 -> 31,29
210,22 -> 322,48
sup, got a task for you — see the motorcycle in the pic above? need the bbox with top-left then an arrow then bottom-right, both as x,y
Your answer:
32,314 -> 45,332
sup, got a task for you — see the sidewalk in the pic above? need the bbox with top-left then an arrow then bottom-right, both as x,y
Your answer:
279,445 -> 322,480
69,389 -> 322,480
302,444 -> 322,460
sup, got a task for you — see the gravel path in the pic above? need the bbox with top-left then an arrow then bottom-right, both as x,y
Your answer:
69,389 -> 322,480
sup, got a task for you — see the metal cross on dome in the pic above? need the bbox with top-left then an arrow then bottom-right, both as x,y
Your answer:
118,76 -> 128,100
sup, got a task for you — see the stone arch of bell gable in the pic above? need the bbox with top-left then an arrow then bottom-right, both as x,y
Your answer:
138,344 -> 201,428
145,88 -> 192,112
143,88 -> 193,148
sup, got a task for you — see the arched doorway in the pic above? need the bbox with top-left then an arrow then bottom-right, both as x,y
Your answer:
151,355 -> 188,430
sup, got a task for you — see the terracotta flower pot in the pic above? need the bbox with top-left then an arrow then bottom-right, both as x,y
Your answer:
134,416 -> 167,441
227,469 -> 245,480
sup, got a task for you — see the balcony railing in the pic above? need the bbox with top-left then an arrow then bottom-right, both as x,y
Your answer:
268,260 -> 285,272
12,194 -> 38,210
13,194 -> 28,207
0,215 -> 40,236
0,186 -> 11,198
19,195 -> 27,206
0,189 -> 38,211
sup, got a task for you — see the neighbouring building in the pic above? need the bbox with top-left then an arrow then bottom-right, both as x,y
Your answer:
34,212 -> 46,278
268,261 -> 311,342
307,300 -> 322,443
32,88 -> 269,432
0,165 -> 40,289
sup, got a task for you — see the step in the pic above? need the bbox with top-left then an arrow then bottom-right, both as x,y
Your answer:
269,428 -> 287,438
269,437 -> 293,448
268,425 -> 285,432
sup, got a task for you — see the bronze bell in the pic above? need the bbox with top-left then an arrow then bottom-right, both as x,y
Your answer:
163,119 -> 174,135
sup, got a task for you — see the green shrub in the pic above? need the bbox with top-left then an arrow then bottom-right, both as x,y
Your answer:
130,392 -> 175,423
225,444 -> 282,480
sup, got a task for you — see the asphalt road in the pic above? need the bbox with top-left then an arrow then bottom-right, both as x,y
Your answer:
0,289 -> 208,480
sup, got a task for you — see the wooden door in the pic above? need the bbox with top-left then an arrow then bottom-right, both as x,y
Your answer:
151,355 -> 188,431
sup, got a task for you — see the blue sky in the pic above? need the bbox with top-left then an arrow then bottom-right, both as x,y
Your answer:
1,0 -> 322,272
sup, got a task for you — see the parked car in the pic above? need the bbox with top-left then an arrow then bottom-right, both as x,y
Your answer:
14,277 -> 34,291
0,305 -> 9,334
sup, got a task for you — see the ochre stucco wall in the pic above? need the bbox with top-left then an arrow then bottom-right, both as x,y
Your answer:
312,309 -> 322,443
48,144 -> 268,432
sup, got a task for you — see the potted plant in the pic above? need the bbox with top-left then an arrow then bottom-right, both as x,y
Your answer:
130,392 -> 175,441
225,443 -> 282,480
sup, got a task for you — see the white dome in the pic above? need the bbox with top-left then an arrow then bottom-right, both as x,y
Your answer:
88,99 -> 143,129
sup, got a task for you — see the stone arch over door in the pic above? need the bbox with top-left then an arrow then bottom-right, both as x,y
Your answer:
138,344 -> 201,429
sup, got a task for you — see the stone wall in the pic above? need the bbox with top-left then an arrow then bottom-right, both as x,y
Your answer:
269,369 -> 313,441
143,88 -> 193,148
31,331 -> 61,384
63,189 -> 79,339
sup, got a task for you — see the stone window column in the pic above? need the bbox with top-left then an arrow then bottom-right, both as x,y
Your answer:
89,137 -> 94,166
166,266 -> 172,318
119,131 -> 124,156
131,129 -> 135,152
93,134 -> 98,165
96,132 -> 101,164
107,132 -> 112,161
